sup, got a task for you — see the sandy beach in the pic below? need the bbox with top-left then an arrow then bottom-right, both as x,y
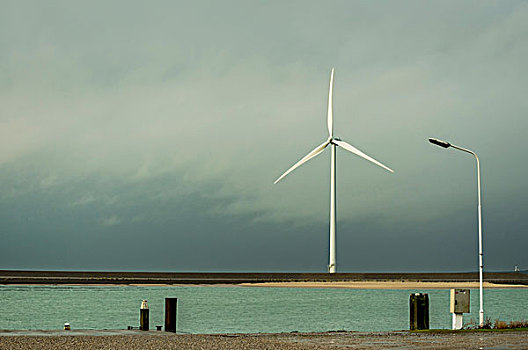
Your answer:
239,281 -> 528,289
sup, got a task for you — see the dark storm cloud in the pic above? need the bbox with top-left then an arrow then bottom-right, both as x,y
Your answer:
0,0 -> 527,271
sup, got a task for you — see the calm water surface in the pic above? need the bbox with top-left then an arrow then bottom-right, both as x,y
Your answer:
1,285 -> 527,333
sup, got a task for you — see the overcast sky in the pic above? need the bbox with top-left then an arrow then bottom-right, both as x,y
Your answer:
1,0 -> 527,272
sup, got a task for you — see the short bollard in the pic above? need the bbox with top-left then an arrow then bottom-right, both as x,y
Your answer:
140,300 -> 149,331
165,298 -> 178,333
409,293 -> 429,330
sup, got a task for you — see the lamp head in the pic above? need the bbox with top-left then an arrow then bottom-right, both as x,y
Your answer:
428,138 -> 451,148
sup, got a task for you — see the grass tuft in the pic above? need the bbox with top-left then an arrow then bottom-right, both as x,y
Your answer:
463,318 -> 528,330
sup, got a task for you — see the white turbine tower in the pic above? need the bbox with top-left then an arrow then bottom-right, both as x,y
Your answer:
273,68 -> 394,273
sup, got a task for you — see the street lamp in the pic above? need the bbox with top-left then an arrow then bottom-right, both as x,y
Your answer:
428,137 -> 484,326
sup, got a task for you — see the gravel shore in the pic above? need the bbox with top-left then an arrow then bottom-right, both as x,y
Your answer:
1,330 -> 528,349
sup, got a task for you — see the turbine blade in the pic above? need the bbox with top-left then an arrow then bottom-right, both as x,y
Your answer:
334,140 -> 394,173
327,68 -> 334,137
274,140 -> 330,184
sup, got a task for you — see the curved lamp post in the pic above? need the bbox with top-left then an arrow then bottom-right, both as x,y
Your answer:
428,137 -> 484,326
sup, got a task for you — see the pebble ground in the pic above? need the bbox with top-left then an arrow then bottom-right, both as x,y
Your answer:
1,331 -> 528,349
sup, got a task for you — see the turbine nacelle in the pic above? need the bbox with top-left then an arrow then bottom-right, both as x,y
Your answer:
274,68 -> 394,185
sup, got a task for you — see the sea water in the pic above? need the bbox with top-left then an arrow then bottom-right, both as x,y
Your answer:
1,285 -> 527,333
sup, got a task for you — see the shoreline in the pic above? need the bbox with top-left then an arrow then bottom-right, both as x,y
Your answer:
239,281 -> 528,289
1,330 -> 527,349
3,281 -> 527,289
2,270 -> 527,287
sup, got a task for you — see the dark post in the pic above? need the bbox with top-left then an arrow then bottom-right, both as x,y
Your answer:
140,300 -> 149,331
165,298 -> 178,333
409,293 -> 429,330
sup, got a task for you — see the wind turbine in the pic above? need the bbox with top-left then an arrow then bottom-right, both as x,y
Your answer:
273,68 -> 394,273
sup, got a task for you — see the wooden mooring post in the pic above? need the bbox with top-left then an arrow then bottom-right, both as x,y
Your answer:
409,293 -> 429,330
165,298 -> 178,333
